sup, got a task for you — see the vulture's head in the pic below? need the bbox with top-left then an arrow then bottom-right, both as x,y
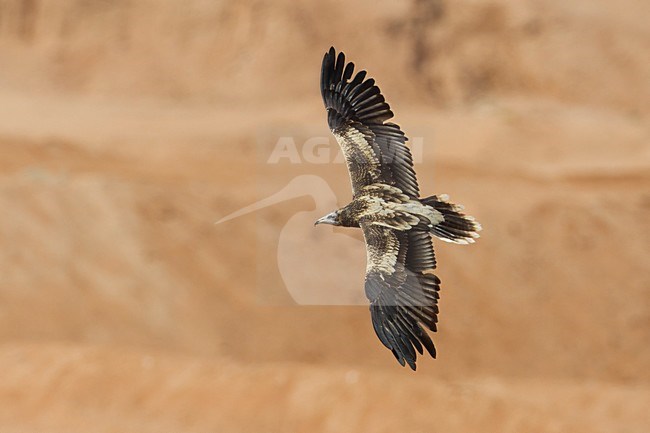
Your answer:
314,210 -> 341,226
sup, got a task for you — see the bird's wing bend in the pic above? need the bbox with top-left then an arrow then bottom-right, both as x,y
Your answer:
321,47 -> 420,198
361,223 -> 440,370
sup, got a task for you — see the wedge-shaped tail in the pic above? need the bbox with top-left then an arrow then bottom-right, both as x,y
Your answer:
422,195 -> 482,244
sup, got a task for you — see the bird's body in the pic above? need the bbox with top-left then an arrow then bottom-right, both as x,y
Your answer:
332,184 -> 443,230
316,47 -> 481,370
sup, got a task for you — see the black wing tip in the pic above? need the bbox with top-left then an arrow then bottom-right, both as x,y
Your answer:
322,47 -> 340,69
370,299 -> 438,371
320,47 -> 395,125
394,349 -> 436,371
321,47 -> 348,83
325,46 -> 342,60
321,46 -> 348,103
322,47 -> 335,69
392,350 -> 417,370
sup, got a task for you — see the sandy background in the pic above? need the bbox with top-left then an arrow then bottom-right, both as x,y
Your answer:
0,0 -> 649,431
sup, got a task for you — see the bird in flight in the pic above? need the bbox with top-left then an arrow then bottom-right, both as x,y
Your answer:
316,47 -> 482,370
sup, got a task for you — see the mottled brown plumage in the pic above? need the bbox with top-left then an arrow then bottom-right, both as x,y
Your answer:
316,47 -> 481,370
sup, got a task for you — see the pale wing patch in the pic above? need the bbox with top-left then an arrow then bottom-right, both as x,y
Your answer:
355,192 -> 441,231
362,226 -> 400,275
372,219 -> 417,231
360,184 -> 410,203
404,203 -> 444,226
333,127 -> 382,194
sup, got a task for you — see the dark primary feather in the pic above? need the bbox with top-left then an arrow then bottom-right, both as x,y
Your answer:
362,224 -> 440,370
321,47 -> 420,199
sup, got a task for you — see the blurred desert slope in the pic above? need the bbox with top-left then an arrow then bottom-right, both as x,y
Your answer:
0,0 -> 649,432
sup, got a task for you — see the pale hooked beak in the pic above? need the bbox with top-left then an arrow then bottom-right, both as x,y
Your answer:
314,211 -> 337,226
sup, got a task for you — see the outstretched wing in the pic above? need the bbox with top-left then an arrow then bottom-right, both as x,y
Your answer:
362,223 -> 440,370
321,47 -> 420,198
